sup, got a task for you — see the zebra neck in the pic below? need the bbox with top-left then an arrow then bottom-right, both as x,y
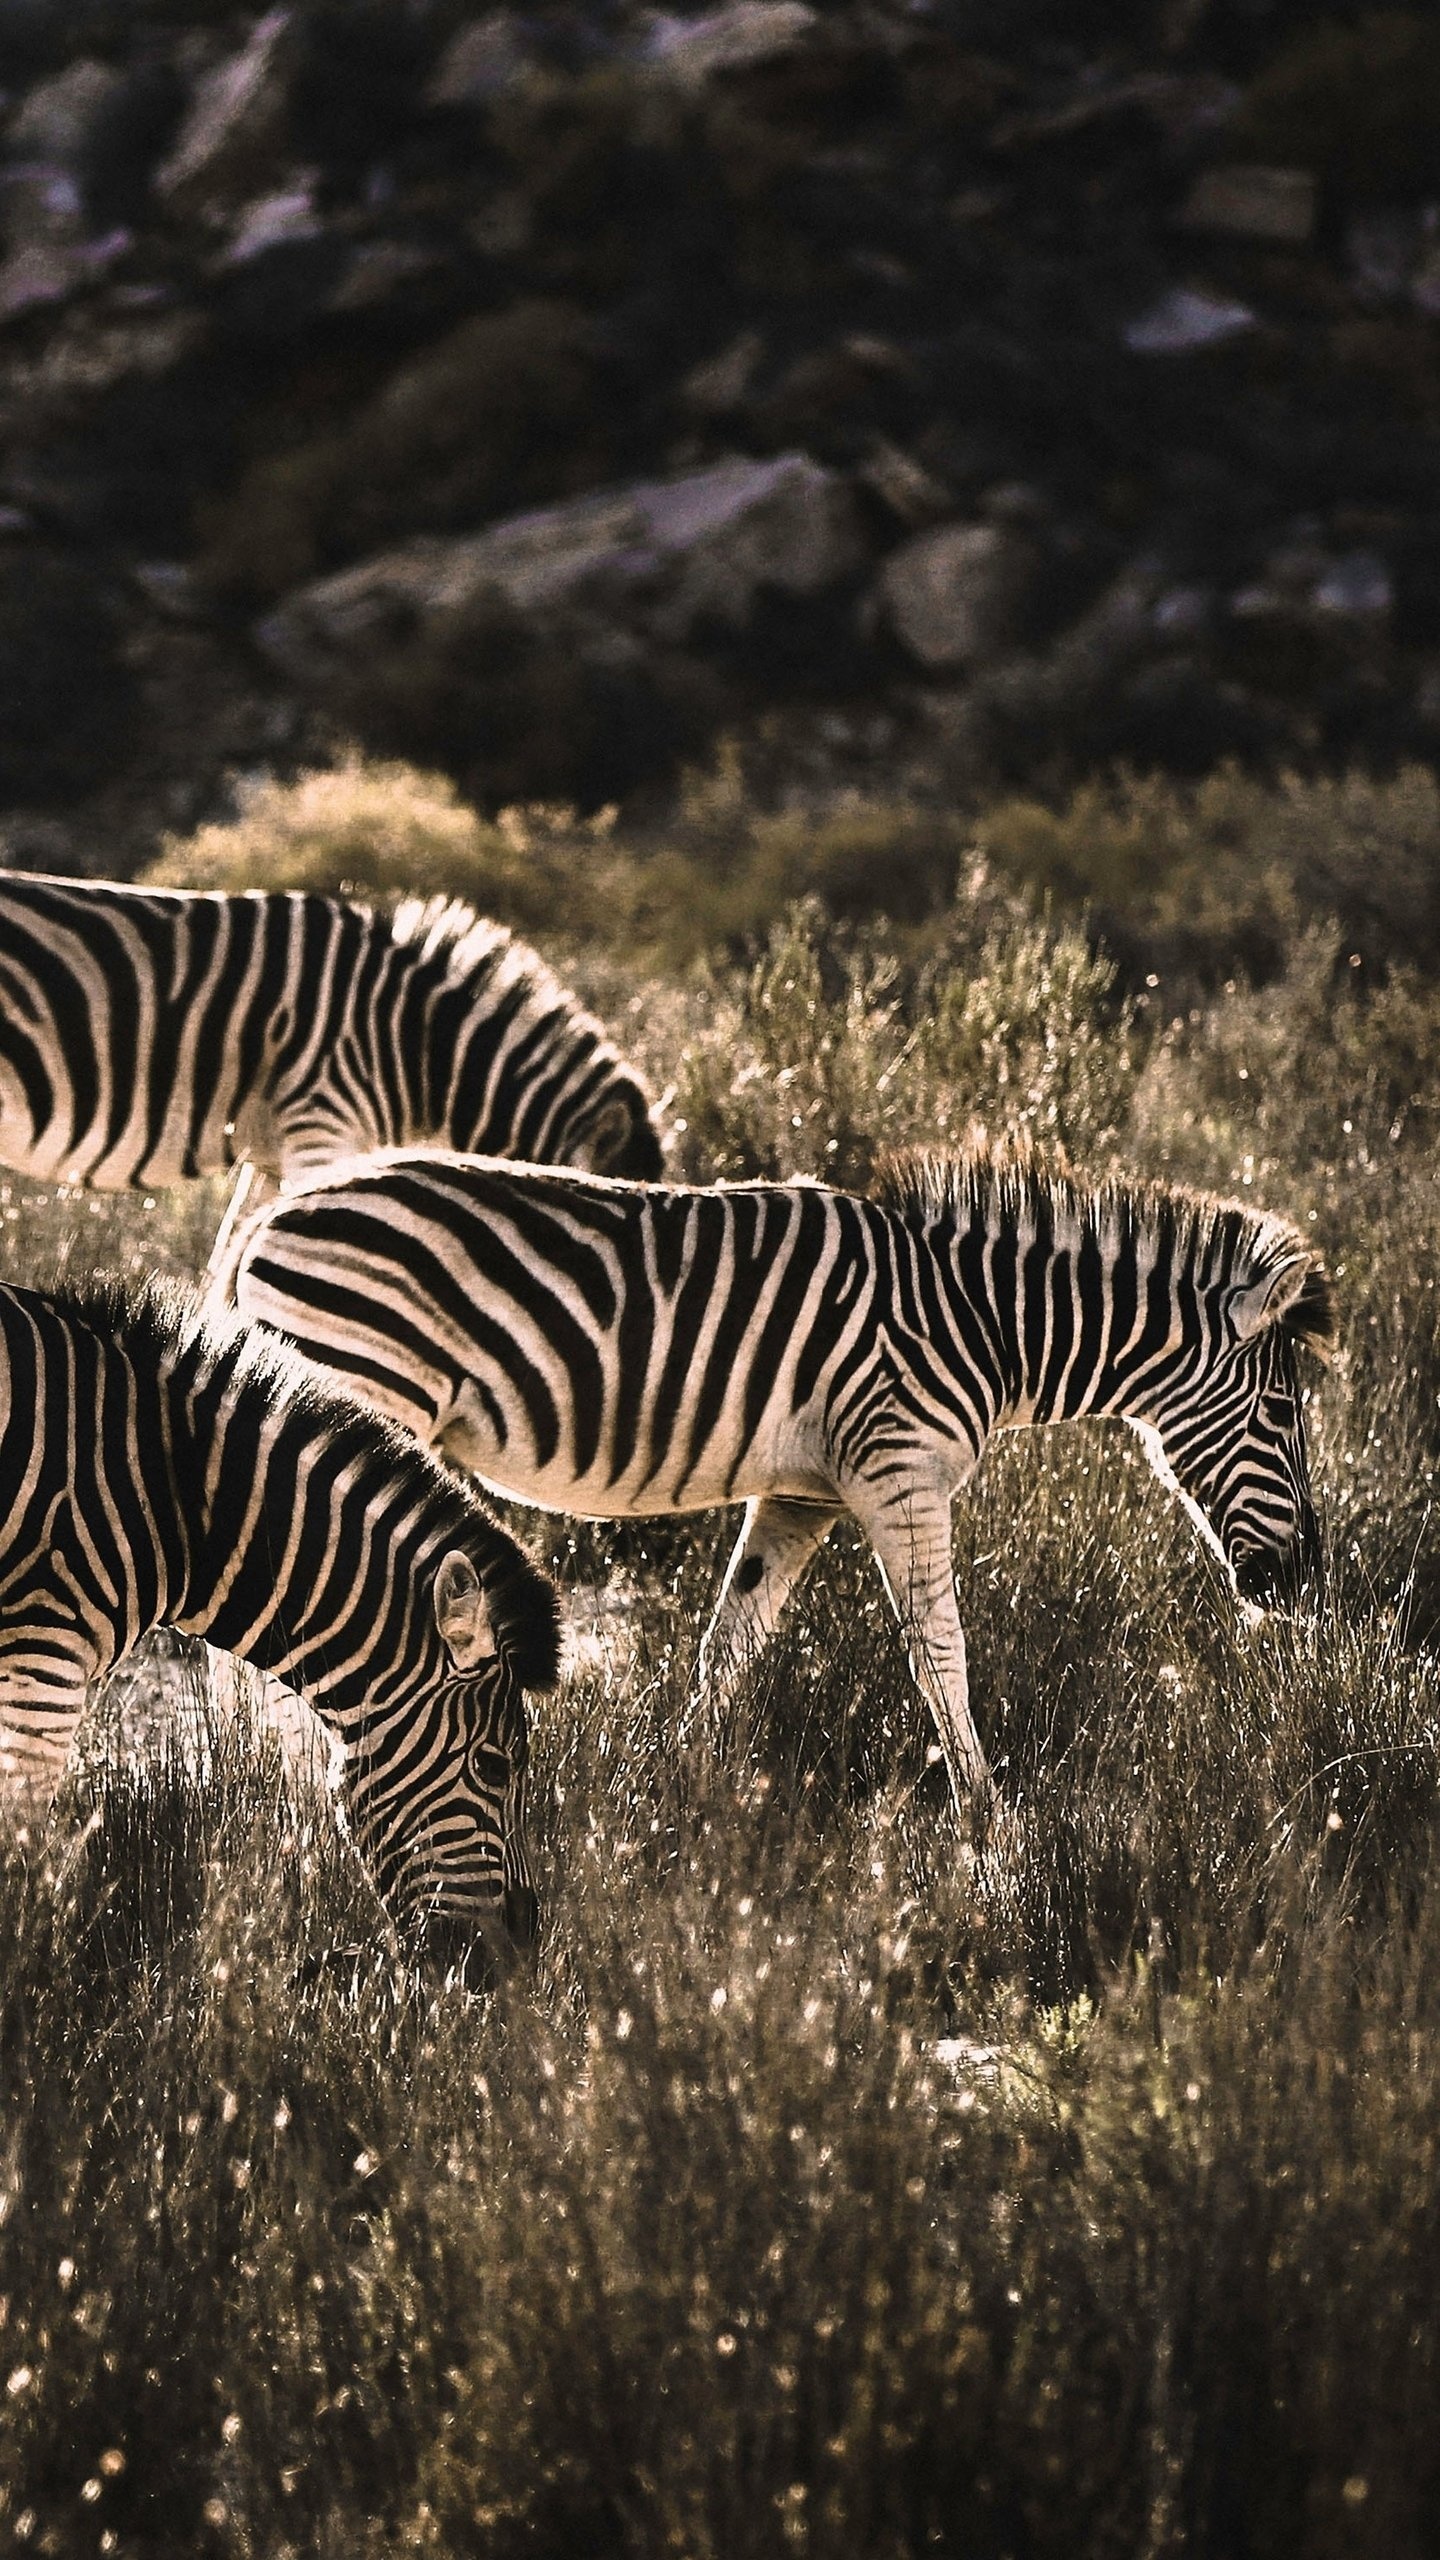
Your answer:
166,1374 -> 409,1726
989,1212 -> 1167,1430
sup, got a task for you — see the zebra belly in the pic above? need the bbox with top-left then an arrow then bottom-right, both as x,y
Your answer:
442,1379 -> 835,1522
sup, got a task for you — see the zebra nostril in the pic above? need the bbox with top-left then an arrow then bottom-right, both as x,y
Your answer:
504,1882 -> 540,1950
1234,1548 -> 1285,1607
422,1898 -> 524,1990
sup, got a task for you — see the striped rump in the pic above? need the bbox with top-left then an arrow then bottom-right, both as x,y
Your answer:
0,870 -> 661,1191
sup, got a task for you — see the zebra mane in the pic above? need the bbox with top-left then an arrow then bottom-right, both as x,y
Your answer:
388,895 -> 517,980
388,893 -> 615,1029
32,1274 -> 562,1687
871,1136 -> 1336,1359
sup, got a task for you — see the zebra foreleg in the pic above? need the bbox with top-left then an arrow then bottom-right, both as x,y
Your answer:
698,1496 -> 842,1708
847,1484 -> 993,1808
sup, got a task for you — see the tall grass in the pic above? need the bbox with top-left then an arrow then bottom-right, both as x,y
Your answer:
6,766 -> 1440,2554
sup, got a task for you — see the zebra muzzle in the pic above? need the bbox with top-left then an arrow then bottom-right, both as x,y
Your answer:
1234,1535 -> 1323,1612
422,1886 -> 538,1989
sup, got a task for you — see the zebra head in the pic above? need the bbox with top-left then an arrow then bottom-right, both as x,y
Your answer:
1133,1242 -> 1333,1609
343,1547 -> 559,1982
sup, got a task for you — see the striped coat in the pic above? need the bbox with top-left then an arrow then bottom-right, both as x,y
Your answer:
218,1142 -> 1334,1801
0,871 -> 661,1191
0,1276 -> 558,1968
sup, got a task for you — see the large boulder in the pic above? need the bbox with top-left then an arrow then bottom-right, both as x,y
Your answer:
253,451 -> 863,804
256,451 -> 863,688
638,5 -> 817,89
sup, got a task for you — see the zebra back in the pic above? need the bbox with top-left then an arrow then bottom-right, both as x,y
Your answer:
0,870 -> 661,1189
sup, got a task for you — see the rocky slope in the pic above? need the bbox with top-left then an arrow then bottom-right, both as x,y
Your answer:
2,0 -> 1438,869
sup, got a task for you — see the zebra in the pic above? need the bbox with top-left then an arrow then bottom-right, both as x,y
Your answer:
215,1138 -> 1335,1804
0,870 -> 662,1205
0,1274 -> 559,1971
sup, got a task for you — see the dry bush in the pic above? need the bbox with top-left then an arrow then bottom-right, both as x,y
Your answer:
670,892 -> 1133,1187
143,756 -> 627,943
974,763 -> 1440,985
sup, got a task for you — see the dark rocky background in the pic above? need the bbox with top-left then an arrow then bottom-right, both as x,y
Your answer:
2,0 -> 1438,871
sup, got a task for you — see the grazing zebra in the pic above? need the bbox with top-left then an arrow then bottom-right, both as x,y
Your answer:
0,1276 -> 559,1968
0,869 -> 662,1197
217,1140 -> 1334,1803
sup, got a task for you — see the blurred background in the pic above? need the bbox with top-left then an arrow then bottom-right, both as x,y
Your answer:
1,0 -> 1437,924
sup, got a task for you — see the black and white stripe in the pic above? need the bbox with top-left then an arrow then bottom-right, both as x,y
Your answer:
218,1140 -> 1334,1800
0,1276 -> 559,1967
0,871 -> 661,1192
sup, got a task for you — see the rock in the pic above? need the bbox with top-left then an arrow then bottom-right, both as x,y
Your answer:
1312,549 -> 1392,625
0,159 -> 85,246
992,68 -> 1240,153
220,181 -> 321,266
1152,585 -> 1216,642
325,237 -> 443,313
857,438 -> 953,528
1346,208 -> 1424,304
0,225 -> 129,324
1042,555 -> 1171,686
0,237 -> 88,321
7,58 -> 125,165
156,11 -> 295,217
1233,543 -> 1392,632
255,452 -> 862,686
681,329 -> 766,418
1414,245 -> 1440,321
1123,285 -> 1257,354
130,560 -> 206,620
875,520 -> 1034,669
638,3 -> 816,89
423,13 -> 538,108
1174,164 -> 1315,245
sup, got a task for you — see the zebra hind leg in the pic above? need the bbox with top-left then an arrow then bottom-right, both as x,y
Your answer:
695,1497 -> 842,1734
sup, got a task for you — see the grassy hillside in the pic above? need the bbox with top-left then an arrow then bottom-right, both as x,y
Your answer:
4,767 -> 1440,2555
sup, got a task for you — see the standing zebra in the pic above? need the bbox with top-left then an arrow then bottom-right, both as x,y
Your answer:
217,1140 -> 1334,1802
0,870 -> 662,1196
0,1276 -> 559,1967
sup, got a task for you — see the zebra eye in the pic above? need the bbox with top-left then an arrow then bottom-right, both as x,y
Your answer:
468,1743 -> 513,1796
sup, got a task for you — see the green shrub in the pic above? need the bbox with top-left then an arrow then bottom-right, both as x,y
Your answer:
639,757 -> 984,956
14,746 -> 1440,2553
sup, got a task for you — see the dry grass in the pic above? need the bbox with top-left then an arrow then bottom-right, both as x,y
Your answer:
6,769 -> 1440,2555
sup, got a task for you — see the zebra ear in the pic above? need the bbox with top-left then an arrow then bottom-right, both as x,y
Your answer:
586,1097 -> 636,1172
434,1551 -> 498,1670
1227,1252 -> 1314,1344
